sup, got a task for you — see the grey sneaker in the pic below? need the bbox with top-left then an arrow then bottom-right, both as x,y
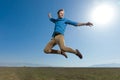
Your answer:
76,49 -> 83,59
61,51 -> 68,58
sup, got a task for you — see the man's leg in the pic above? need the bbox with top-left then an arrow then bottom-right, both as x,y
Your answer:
56,35 -> 83,59
44,38 -> 67,58
55,35 -> 76,53
44,38 -> 58,53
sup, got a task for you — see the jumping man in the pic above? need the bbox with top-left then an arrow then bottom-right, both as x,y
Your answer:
44,9 -> 93,59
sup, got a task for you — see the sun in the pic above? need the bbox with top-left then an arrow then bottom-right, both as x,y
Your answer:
91,4 -> 116,26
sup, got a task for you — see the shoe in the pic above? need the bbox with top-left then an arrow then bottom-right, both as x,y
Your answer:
61,51 -> 68,58
76,49 -> 83,59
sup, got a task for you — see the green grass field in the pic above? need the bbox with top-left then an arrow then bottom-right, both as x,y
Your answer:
0,67 -> 120,80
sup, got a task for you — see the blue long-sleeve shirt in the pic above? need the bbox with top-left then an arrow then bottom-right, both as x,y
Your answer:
49,18 -> 78,37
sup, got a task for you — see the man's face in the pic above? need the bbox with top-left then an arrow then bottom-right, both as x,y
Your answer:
58,11 -> 64,18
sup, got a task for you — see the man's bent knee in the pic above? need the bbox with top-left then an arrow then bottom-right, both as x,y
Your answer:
61,47 -> 66,52
44,49 -> 51,53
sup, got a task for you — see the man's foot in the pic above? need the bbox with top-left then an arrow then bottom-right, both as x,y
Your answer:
61,51 -> 68,58
76,49 -> 83,59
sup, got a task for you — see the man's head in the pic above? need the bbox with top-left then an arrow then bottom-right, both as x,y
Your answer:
57,9 -> 64,19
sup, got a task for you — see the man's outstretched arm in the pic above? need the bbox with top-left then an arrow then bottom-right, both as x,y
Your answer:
48,13 -> 56,23
77,22 -> 93,27
66,19 -> 93,27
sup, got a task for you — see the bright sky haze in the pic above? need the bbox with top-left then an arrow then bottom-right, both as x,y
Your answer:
0,0 -> 120,67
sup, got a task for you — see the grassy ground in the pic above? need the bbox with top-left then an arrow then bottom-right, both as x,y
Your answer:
0,67 -> 120,80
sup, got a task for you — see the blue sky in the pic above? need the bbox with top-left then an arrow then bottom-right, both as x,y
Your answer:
0,0 -> 120,67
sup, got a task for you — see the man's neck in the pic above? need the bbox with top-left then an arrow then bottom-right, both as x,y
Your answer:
58,17 -> 64,19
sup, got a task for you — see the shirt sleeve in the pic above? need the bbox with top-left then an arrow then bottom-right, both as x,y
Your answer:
65,19 -> 78,26
49,18 -> 56,23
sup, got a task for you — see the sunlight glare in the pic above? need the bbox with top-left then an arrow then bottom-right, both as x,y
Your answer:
91,4 -> 116,26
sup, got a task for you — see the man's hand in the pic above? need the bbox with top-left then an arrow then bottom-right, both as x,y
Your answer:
48,13 -> 52,18
86,22 -> 93,27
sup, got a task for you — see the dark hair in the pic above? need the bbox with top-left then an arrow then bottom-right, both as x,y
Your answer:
57,9 -> 64,15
